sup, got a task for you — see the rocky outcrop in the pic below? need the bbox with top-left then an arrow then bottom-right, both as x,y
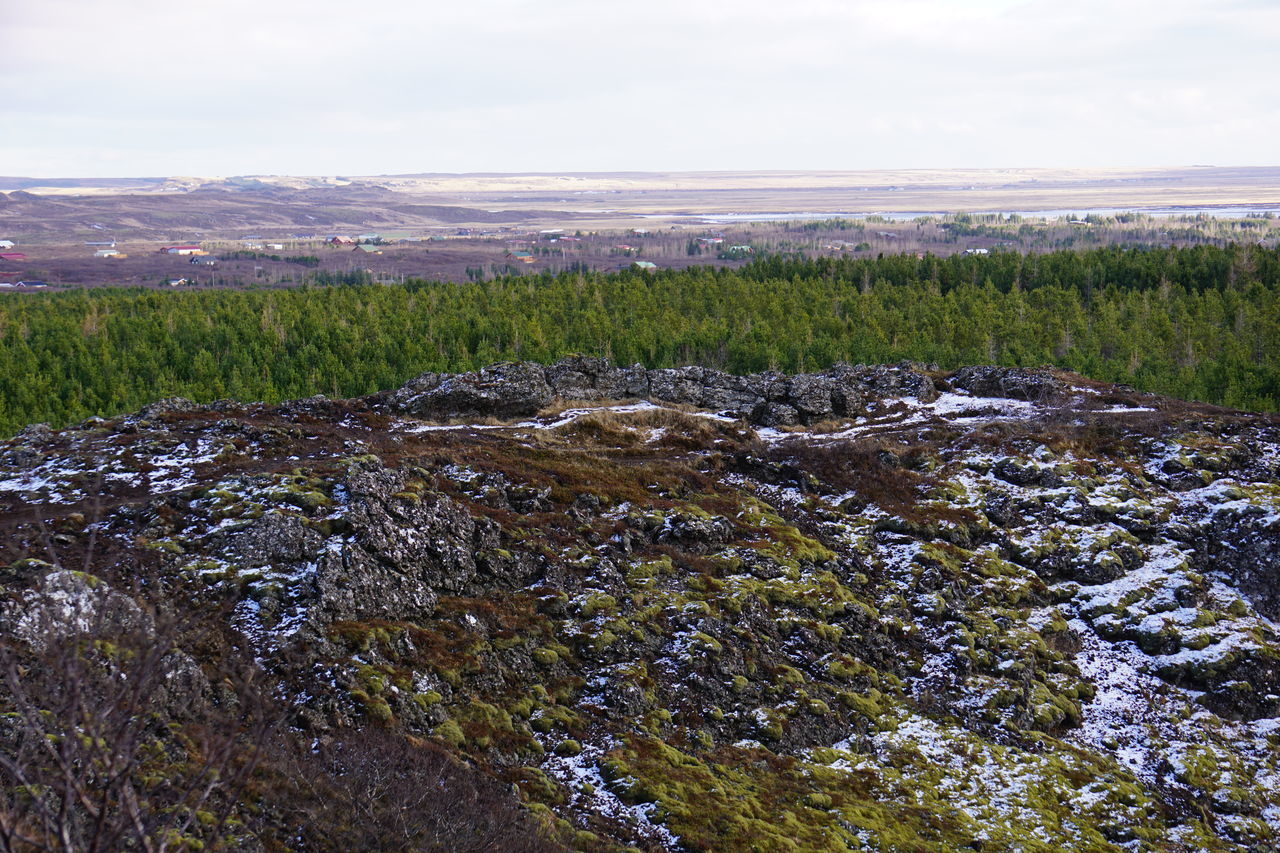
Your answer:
950,365 -> 1067,402
390,361 -> 554,420
1195,511 -> 1280,623
137,397 -> 200,420
2,360 -> 1277,851
544,356 -> 649,400
3,569 -> 148,651
385,356 -> 940,425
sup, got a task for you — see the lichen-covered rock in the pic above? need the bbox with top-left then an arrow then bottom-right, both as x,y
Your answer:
951,364 -> 1068,403
847,360 -> 939,402
210,511 -> 324,569
1194,509 -> 1280,622
393,361 -> 553,419
647,366 -> 707,406
3,569 -> 147,650
138,396 -> 199,419
383,357 -> 940,423
751,401 -> 801,427
319,462 -> 501,621
785,374 -> 835,421
544,355 -> 648,400
696,369 -> 777,415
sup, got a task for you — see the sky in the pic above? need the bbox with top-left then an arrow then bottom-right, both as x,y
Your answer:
1,0 -> 1277,177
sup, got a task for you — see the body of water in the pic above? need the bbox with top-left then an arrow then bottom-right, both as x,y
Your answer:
644,206 -> 1280,223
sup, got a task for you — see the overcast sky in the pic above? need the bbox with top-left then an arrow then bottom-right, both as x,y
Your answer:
1,0 -> 1276,177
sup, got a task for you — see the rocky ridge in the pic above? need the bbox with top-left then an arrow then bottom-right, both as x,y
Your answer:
1,358 -> 1278,851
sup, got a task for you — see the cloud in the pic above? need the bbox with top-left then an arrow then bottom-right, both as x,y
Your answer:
1,0 -> 1276,174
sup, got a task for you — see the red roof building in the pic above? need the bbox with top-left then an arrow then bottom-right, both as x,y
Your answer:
0,252 -> 26,261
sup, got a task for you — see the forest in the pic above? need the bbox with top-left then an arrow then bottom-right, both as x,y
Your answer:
1,243 -> 1278,435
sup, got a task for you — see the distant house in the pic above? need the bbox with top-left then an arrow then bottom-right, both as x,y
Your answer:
963,248 -> 990,255
190,256 -> 216,266
508,250 -> 535,263
633,261 -> 658,271
0,240 -> 14,249
160,245 -> 204,255
354,244 -> 383,255
95,249 -> 125,258
327,236 -> 355,245
267,243 -> 284,250
18,280 -> 48,288
166,278 -> 189,287
0,252 -> 26,261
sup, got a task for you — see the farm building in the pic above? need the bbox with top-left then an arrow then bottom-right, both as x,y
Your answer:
95,249 -> 125,258
354,244 -> 383,254
633,261 -> 658,271
0,252 -> 26,261
160,245 -> 205,255
508,250 -> 535,263
0,240 -> 15,249
327,236 -> 355,245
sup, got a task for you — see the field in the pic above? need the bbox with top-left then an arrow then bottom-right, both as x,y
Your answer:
2,165 -> 1279,289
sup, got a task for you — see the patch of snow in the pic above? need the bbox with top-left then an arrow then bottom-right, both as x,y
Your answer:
540,742 -> 681,850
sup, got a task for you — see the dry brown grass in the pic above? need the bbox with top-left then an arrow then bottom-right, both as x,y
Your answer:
775,417 -> 858,435
537,404 -> 751,453
534,398 -> 636,418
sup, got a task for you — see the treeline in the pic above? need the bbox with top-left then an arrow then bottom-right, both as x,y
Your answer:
1,245 -> 1278,434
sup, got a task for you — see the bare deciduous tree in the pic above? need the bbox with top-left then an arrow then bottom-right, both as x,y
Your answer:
0,573 -> 271,853
265,727 -> 563,852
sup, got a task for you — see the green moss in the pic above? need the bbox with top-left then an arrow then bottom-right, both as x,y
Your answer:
601,736 -> 952,852
759,524 -> 837,566
555,739 -> 583,757
351,689 -> 393,723
512,766 -> 567,806
578,593 -> 619,619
